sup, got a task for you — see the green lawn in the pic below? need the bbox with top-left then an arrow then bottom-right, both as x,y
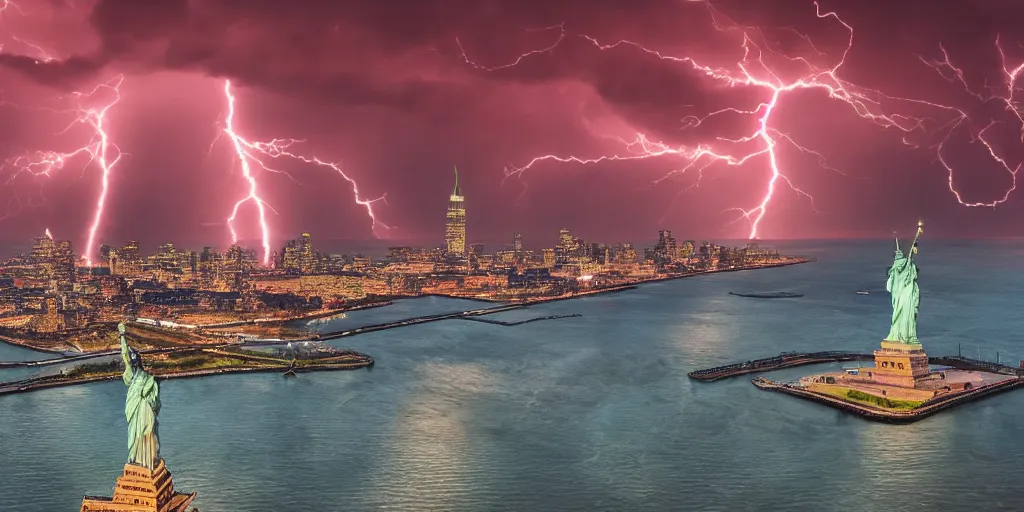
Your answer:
816,386 -> 924,410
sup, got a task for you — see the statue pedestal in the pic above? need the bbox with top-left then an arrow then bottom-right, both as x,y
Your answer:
871,340 -> 930,388
80,459 -> 196,512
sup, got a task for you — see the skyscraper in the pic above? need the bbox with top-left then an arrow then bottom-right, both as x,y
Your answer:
445,165 -> 466,256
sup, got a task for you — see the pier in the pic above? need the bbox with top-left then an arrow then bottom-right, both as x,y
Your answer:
457,313 -> 582,326
299,304 -> 527,342
687,351 -> 875,381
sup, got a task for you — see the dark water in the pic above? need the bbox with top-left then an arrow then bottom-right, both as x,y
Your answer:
2,239 -> 1024,512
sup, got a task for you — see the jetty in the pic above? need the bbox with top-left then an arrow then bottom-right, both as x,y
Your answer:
303,303 -> 526,342
687,351 -> 875,382
457,313 -> 582,326
728,291 -> 803,299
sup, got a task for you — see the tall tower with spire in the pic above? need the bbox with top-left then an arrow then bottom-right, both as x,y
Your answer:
445,165 -> 466,256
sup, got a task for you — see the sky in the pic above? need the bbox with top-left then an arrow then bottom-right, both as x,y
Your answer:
2,0 -> 1024,261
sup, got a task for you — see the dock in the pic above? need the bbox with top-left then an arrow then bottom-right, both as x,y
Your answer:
303,304 -> 527,342
457,313 -> 582,326
687,351 -> 875,382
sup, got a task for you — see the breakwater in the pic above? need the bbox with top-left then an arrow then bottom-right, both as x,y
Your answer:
297,304 -> 527,342
687,351 -> 875,382
458,313 -> 582,326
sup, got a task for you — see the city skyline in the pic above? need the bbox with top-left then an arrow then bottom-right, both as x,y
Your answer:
3,2 -> 1024,250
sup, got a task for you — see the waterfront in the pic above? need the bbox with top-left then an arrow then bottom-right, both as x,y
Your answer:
3,240 -> 1024,511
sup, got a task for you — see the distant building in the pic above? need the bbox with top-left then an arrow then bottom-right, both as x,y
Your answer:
542,248 -> 555,269
387,247 -> 414,262
445,166 -> 466,256
280,233 -> 317,273
109,241 -> 142,276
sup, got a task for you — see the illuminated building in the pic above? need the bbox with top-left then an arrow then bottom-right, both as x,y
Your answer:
53,240 -> 76,290
513,232 -> 523,254
298,233 -> 316,272
30,236 -> 55,280
280,233 -> 318,273
387,247 -> 414,262
542,248 -> 555,269
681,240 -> 695,259
111,241 -> 142,276
699,241 -> 712,264
590,243 -> 609,265
198,247 -> 222,279
654,230 -> 678,265
445,166 -> 466,256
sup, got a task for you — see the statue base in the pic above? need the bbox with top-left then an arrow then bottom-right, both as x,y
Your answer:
80,459 -> 196,512
871,340 -> 930,388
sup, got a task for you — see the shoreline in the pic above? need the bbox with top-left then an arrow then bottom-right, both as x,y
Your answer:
0,258 -> 811,357
753,376 -> 1024,424
439,257 -> 814,305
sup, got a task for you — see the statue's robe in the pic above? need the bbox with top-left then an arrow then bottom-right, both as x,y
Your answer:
122,346 -> 161,470
885,252 -> 920,344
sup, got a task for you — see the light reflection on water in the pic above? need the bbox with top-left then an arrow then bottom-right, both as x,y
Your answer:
2,240 -> 1024,511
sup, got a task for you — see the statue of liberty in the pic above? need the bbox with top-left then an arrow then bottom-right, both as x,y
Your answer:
885,221 -> 924,344
119,322 -> 161,470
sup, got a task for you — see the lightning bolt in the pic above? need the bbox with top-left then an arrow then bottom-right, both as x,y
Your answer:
0,0 -> 23,19
2,75 -> 124,265
215,80 -> 388,265
461,2 -> 1023,238
11,35 -> 56,63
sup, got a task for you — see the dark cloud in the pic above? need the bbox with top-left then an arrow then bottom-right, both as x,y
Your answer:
0,53 -> 105,88
2,0 -> 1024,252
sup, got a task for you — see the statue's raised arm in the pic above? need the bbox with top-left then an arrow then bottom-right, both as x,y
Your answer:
885,222 -> 923,345
119,322 -> 134,384
118,322 -> 162,470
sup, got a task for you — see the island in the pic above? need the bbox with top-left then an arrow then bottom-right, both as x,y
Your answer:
0,338 -> 374,396
689,222 -> 1024,423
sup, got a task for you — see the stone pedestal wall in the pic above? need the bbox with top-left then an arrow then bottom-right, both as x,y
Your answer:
871,340 -> 930,388
80,459 -> 196,512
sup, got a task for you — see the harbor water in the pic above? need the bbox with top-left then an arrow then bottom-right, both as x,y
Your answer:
2,239 -> 1024,511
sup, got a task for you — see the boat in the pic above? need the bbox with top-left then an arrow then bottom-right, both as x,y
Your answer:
283,358 -> 297,377
856,290 -> 870,295
728,291 -> 803,299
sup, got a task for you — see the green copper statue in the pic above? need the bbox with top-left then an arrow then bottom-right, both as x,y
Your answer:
885,221 -> 924,344
119,322 -> 161,470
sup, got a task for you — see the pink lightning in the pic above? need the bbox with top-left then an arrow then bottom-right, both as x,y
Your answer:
461,2 -> 1024,239
2,75 -> 124,265
0,0 -> 22,19
216,80 -> 388,265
